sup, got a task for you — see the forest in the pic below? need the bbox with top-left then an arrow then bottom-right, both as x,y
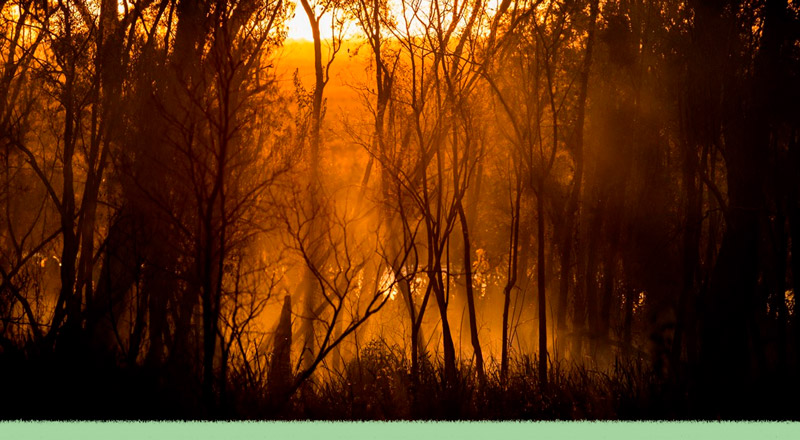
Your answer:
0,0 -> 799,420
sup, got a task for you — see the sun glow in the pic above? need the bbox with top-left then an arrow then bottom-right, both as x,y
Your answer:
286,3 -> 345,41
286,4 -> 314,41
285,0 -> 504,41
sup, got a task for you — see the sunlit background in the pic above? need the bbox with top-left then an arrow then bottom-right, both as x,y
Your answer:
285,3 -> 344,41
286,4 -> 314,40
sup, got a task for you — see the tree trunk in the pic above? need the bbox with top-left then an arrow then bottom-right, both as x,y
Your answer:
457,202 -> 484,386
583,191 -> 605,355
501,177 -> 521,385
268,296 -> 294,409
557,0 -> 598,356
537,183 -> 547,388
298,0 -> 328,375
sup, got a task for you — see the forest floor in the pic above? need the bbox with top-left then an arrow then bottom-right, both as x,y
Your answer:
1,340 -> 798,420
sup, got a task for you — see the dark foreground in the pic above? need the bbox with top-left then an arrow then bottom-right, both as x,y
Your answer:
2,341 -> 798,421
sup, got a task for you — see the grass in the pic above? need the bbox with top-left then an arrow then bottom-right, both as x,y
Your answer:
266,340 -> 682,420
1,337 -> 798,420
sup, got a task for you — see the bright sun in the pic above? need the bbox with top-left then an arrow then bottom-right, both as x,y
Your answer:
286,4 -> 343,41
286,5 -> 313,41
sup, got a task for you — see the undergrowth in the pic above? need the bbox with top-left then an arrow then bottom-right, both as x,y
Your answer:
2,338 -> 797,420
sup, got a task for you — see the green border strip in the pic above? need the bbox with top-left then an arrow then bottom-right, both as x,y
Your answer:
1,421 -> 799,440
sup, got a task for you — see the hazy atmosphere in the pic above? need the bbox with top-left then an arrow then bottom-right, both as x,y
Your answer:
1,0 -> 799,420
